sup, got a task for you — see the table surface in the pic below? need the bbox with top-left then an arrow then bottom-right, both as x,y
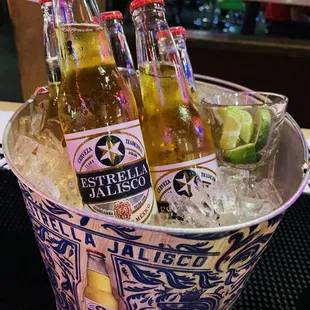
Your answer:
246,0 -> 310,7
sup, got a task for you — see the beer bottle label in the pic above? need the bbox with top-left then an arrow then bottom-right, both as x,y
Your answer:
85,298 -> 116,310
151,154 -> 217,204
65,120 -> 157,223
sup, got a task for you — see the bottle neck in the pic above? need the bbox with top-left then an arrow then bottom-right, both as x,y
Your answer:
41,3 -> 57,60
173,35 -> 187,54
132,3 -> 169,65
173,34 -> 196,92
41,3 -> 61,84
132,3 -> 190,103
106,19 -> 135,71
54,0 -> 115,74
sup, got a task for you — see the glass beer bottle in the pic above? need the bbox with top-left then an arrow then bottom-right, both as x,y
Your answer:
171,26 -> 199,105
130,0 -> 217,205
84,249 -> 118,309
53,0 -> 157,222
101,11 -> 143,112
40,0 -> 61,120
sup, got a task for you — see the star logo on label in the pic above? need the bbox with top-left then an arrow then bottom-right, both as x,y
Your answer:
95,135 -> 125,166
173,169 -> 198,197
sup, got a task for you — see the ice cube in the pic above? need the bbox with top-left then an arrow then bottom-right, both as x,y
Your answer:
209,184 -> 237,214
255,179 -> 283,208
13,113 -> 84,209
247,188 -> 259,199
217,166 -> 250,184
36,144 -> 64,176
14,135 -> 38,155
13,136 -> 38,169
259,202 -> 273,216
19,116 -> 31,136
168,194 -> 201,217
26,172 -> 60,199
44,120 -> 65,146
219,213 -> 238,226
182,211 -> 220,228
237,196 -> 265,222
217,166 -> 250,194
191,178 -> 213,209
38,129 -> 64,151
149,213 -> 171,226
28,109 -> 45,136
166,219 -> 195,228
57,168 -> 83,208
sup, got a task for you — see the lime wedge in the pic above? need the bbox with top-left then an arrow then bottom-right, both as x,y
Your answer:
225,143 -> 257,164
239,110 -> 254,143
220,109 -> 242,150
220,132 -> 241,150
222,109 -> 242,132
218,107 -> 227,122
254,108 -> 271,151
217,106 -> 249,124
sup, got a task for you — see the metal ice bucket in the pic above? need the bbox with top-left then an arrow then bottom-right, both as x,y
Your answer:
3,76 -> 309,310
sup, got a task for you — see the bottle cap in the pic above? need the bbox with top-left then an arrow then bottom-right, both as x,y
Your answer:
101,11 -> 123,21
92,16 -> 100,23
156,30 -> 170,40
86,248 -> 106,258
130,0 -> 165,14
170,26 -> 186,37
39,0 -> 51,4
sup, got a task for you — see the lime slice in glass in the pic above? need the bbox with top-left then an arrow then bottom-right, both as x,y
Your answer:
218,107 -> 228,122
239,110 -> 254,143
254,108 -> 271,151
219,109 -> 242,150
225,143 -> 257,164
220,132 -> 241,150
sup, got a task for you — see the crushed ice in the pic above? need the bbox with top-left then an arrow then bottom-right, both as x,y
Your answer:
148,166 -> 283,228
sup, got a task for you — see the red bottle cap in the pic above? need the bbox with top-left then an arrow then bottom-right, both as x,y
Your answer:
101,11 -> 123,21
156,30 -> 170,40
92,16 -> 100,23
39,0 -> 51,5
130,0 -> 165,14
86,249 -> 106,258
170,26 -> 186,37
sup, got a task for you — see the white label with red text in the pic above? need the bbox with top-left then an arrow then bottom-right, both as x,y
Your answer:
151,154 -> 217,203
65,120 -> 157,223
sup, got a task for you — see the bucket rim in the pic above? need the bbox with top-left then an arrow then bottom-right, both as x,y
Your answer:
3,89 -> 309,235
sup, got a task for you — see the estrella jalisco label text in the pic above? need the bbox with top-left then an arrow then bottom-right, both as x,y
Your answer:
65,120 -> 157,223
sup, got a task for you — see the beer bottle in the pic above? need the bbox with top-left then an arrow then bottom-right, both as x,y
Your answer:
130,0 -> 217,205
101,11 -> 143,112
84,249 -> 118,309
40,0 -> 61,120
171,26 -> 199,105
53,0 -> 157,222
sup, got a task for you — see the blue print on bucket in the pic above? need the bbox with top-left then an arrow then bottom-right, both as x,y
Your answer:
19,180 -> 283,310
112,256 -> 223,309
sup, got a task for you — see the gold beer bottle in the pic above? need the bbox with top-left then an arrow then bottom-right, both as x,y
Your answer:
101,11 -> 143,113
130,0 -> 217,206
84,250 -> 118,309
40,0 -> 61,120
171,26 -> 199,105
53,0 -> 157,222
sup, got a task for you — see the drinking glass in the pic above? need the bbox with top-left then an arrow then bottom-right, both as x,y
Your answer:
202,92 -> 288,170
